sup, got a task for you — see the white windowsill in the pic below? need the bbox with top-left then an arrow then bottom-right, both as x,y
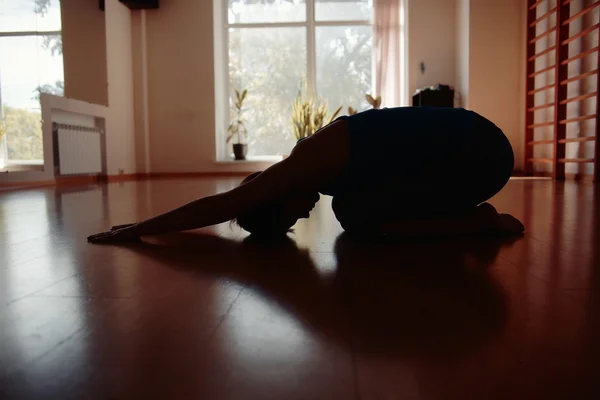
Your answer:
0,162 -> 44,173
215,155 -> 284,164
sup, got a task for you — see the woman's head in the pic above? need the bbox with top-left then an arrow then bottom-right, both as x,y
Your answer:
234,171 -> 320,237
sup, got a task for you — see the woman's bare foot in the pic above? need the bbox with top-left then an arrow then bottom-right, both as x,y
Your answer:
476,203 -> 525,235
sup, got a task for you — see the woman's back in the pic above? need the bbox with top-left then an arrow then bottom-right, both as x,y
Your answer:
319,107 -> 513,198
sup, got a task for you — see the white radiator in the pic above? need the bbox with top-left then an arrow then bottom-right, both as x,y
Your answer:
54,123 -> 103,176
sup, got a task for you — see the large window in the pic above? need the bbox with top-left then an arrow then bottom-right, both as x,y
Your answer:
222,0 -> 374,158
0,0 -> 64,167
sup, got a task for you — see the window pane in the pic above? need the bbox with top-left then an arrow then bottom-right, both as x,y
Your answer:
0,0 -> 62,32
1,105 -> 43,162
315,0 -> 372,22
228,0 -> 306,24
0,35 -> 64,162
316,25 -> 373,114
229,27 -> 306,157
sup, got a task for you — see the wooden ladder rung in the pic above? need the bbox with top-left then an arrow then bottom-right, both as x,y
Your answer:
531,7 -> 558,27
528,158 -> 554,163
560,70 -> 599,85
528,103 -> 555,112
530,0 -> 546,9
528,121 -> 555,128
559,92 -> 597,105
527,140 -> 555,146
529,46 -> 557,61
562,1 -> 600,25
529,27 -> 557,44
559,136 -> 597,143
528,84 -> 555,95
559,114 -> 597,124
558,158 -> 596,163
562,23 -> 600,45
562,47 -> 599,65
529,65 -> 556,78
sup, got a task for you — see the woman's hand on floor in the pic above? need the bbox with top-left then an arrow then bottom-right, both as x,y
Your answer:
87,225 -> 141,244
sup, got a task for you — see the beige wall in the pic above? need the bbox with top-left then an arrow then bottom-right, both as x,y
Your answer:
105,0 -> 136,175
133,0 -> 525,174
61,0 -> 108,106
131,11 -> 149,173
407,0 -> 457,102
142,0 -> 216,172
407,0 -> 525,171
468,0 -> 525,171
58,0 -> 526,176
2,0 -> 528,184
455,0 -> 469,108
138,0 -> 467,172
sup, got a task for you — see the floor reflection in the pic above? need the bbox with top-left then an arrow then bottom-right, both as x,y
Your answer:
117,232 -> 517,362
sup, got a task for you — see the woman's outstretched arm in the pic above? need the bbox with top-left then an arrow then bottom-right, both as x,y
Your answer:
87,120 -> 350,243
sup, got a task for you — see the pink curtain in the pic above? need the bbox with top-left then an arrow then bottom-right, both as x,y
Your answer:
374,0 -> 402,107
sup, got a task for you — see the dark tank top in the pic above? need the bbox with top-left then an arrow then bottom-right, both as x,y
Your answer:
304,107 -> 511,197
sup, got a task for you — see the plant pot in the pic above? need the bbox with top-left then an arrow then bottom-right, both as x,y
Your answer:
233,143 -> 248,160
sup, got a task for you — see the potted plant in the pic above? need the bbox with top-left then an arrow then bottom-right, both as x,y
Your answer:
348,93 -> 382,115
291,79 -> 343,141
227,88 -> 249,160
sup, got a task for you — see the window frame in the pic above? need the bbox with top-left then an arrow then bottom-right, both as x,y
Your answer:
0,25 -> 62,166
216,0 -> 375,161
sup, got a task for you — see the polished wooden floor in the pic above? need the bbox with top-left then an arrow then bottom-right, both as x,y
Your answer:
0,177 -> 599,399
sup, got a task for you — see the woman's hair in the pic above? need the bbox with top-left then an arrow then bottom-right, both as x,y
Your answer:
233,172 -> 294,237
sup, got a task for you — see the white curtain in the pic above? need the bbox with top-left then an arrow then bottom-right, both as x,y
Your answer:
374,0 -> 402,107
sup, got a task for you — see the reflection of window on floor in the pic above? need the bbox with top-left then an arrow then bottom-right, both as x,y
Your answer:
0,0 -> 64,167
221,0 -> 374,158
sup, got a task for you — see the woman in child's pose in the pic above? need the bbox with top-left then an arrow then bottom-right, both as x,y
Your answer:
88,107 -> 524,243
